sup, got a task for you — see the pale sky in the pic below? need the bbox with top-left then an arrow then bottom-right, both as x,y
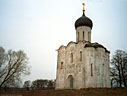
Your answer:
0,0 -> 127,82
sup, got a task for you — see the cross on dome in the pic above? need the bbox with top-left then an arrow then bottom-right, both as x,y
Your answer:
82,2 -> 85,12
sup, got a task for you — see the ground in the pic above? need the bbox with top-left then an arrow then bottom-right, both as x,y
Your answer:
0,87 -> 127,96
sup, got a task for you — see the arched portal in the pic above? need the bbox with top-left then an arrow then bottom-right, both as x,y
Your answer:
68,75 -> 74,89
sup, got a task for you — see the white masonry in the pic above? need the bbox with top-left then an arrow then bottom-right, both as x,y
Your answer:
56,5 -> 111,89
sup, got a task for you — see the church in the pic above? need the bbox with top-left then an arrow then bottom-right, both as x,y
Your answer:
56,3 -> 111,89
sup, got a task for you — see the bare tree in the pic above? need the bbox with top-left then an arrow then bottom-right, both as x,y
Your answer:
0,47 -> 6,66
47,79 -> 55,89
23,80 -> 31,90
0,47 -> 6,79
0,47 -> 30,87
111,50 -> 127,87
31,79 -> 48,89
31,79 -> 55,89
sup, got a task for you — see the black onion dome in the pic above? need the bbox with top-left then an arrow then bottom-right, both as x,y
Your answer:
75,13 -> 93,29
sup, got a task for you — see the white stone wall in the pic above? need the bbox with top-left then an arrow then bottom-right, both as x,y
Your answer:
56,41 -> 111,89
56,25 -> 111,89
84,47 -> 111,88
56,42 -> 85,89
83,47 -> 95,88
76,26 -> 91,42
56,46 -> 65,89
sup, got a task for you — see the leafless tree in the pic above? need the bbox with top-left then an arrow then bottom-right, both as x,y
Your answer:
31,79 -> 55,89
31,79 -> 48,89
111,50 -> 127,87
47,80 -> 55,89
0,47 -> 30,87
23,80 -> 31,90
0,47 -> 6,78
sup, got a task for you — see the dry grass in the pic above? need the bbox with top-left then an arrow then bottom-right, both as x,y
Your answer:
0,87 -> 127,96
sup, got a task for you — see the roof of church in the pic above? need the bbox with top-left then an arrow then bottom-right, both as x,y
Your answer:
75,12 -> 93,29
85,43 -> 110,53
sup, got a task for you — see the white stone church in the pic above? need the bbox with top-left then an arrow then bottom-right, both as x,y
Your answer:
56,3 -> 111,89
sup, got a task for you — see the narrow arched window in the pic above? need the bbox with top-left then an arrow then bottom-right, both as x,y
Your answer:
88,32 -> 90,41
103,64 -> 104,76
57,63 -> 59,69
78,32 -> 79,41
83,31 -> 84,40
61,62 -> 63,69
71,53 -> 73,63
80,51 -> 82,61
91,63 -> 93,76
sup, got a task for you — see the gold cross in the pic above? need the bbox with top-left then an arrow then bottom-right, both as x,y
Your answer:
82,2 -> 85,11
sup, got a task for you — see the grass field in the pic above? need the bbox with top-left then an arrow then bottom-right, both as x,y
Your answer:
0,87 -> 127,96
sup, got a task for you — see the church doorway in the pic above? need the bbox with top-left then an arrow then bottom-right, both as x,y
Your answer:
68,75 -> 74,89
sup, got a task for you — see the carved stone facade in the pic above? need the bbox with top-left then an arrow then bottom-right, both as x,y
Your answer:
56,9 -> 111,89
